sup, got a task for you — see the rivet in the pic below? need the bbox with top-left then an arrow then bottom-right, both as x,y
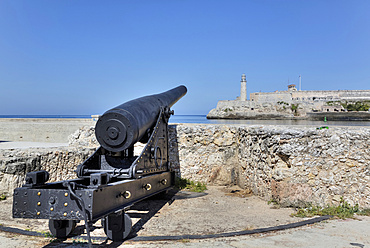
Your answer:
64,203 -> 68,207
37,202 -> 41,206
37,192 -> 41,196
144,183 -> 152,191
63,212 -> 67,217
123,191 -> 131,199
37,212 -> 40,216
64,193 -> 68,197
50,207 -> 54,211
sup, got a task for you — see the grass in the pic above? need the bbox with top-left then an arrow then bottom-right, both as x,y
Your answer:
175,177 -> 207,193
292,197 -> 370,219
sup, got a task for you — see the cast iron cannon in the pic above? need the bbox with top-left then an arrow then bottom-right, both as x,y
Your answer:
12,85 -> 187,245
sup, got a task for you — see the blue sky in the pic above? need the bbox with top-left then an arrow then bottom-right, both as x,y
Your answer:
1,0 -> 369,115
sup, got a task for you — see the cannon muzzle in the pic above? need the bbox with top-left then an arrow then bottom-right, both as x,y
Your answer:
95,85 -> 187,152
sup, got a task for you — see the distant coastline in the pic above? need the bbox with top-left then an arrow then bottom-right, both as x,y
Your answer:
1,115 -> 369,126
208,74 -> 370,120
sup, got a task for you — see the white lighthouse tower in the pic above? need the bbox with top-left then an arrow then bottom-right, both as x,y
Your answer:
240,73 -> 247,101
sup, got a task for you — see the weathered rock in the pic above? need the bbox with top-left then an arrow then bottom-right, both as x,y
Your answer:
1,124 -> 369,209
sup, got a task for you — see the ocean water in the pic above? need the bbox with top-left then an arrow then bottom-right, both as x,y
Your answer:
0,115 -> 369,127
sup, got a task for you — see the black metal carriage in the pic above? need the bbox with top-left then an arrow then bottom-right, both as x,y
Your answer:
12,85 -> 187,244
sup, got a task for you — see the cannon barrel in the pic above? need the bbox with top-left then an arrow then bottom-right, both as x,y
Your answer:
95,85 -> 187,152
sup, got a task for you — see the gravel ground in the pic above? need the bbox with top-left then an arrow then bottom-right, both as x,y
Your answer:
1,185 -> 369,247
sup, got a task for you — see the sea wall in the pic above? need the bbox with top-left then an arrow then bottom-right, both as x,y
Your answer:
1,124 -> 369,209
0,147 -> 97,193
207,100 -> 293,119
170,124 -> 370,208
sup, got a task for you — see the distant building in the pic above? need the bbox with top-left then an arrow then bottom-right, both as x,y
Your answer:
207,74 -> 370,119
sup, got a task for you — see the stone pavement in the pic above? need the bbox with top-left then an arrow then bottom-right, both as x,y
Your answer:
120,216 -> 370,248
0,216 -> 369,247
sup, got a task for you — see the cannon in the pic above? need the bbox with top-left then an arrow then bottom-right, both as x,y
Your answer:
12,85 -> 187,245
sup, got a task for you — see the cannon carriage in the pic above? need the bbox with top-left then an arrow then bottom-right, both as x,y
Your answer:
12,85 -> 187,244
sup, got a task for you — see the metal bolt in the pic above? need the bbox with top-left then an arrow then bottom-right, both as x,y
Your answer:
37,192 -> 41,196
123,191 -> 131,199
37,202 -> 41,206
37,212 -> 40,216
63,212 -> 67,217
64,203 -> 68,207
50,207 -> 54,211
161,179 -> 168,185
64,193 -> 68,197
144,183 -> 152,191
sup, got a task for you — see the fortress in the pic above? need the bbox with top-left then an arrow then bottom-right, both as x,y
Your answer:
207,74 -> 370,120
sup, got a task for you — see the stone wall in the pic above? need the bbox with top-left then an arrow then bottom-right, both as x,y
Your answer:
169,124 -> 370,209
0,147 -> 97,193
207,100 -> 293,119
1,124 -> 369,209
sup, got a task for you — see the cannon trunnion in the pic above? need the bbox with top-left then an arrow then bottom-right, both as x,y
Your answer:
12,85 -> 187,244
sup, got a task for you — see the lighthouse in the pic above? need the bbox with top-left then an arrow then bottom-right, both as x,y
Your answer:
240,73 -> 247,101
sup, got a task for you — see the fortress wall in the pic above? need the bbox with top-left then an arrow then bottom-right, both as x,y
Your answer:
250,92 -> 292,103
249,90 -> 370,103
1,124 -> 370,209
0,147 -> 97,193
171,124 -> 370,208
339,90 -> 370,98
291,91 -> 341,100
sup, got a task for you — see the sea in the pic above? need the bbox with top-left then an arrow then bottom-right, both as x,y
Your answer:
0,115 -> 369,127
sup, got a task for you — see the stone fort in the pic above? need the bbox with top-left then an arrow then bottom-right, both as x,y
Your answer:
207,74 -> 370,119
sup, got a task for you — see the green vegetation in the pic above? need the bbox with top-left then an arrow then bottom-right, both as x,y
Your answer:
327,100 -> 370,111
223,108 -> 233,112
175,177 -> 207,193
291,104 -> 299,115
267,199 -> 280,208
39,231 -> 54,238
326,101 -> 340,106
0,193 -> 6,201
178,239 -> 190,243
292,197 -> 370,219
341,101 -> 370,112
277,101 -> 289,105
